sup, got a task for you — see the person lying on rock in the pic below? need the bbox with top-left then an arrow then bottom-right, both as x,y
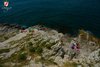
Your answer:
69,38 -> 80,60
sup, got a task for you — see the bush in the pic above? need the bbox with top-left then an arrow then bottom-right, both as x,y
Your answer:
0,64 -> 3,67
18,52 -> 27,60
29,47 -> 36,52
28,42 -> 33,46
29,46 -> 43,55
36,47 -> 43,55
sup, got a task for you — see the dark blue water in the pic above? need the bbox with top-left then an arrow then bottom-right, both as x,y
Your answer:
0,0 -> 100,37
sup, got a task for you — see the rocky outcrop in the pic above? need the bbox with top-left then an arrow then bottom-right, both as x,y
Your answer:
88,49 -> 100,63
0,24 -> 20,42
0,24 -> 99,67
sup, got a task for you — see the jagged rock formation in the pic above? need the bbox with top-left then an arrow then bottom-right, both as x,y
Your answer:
0,24 -> 100,67
0,24 -> 20,42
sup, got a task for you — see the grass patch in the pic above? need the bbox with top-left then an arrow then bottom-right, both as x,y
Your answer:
18,52 -> 27,61
35,47 -> 43,55
29,47 -> 36,52
0,64 -> 4,67
63,62 -> 83,67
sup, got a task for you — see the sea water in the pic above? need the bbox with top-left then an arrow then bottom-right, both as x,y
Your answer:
0,0 -> 100,37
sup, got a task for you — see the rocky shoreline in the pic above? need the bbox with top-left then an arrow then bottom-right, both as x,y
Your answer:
0,24 -> 100,67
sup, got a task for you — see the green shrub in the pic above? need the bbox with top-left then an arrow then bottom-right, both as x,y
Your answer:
29,46 -> 43,55
36,47 -> 43,55
29,47 -> 36,52
18,52 -> 27,60
0,64 -> 3,67
28,42 -> 33,46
